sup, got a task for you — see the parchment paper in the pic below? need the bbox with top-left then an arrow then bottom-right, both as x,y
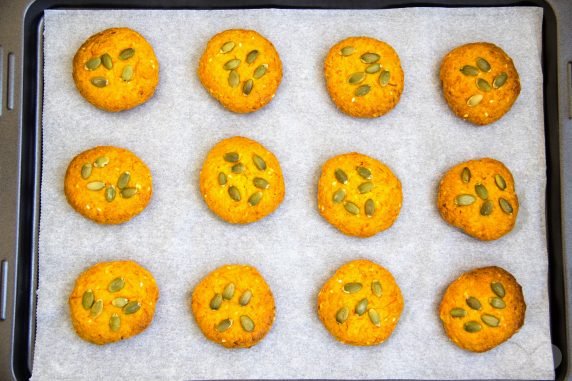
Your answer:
34,8 -> 553,380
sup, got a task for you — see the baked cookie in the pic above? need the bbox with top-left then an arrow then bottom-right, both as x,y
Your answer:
199,136 -> 285,224
191,264 -> 276,348
324,37 -> 404,118
439,266 -> 526,352
69,260 -> 159,345
317,259 -> 404,346
72,27 -> 160,112
437,158 -> 518,240
198,29 -> 283,113
64,146 -> 153,224
317,152 -> 402,237
440,42 -> 520,125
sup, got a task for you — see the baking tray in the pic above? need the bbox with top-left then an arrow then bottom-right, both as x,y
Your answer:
0,0 -> 570,380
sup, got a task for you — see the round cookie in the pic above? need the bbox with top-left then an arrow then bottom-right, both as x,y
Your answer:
64,146 -> 153,224
317,259 -> 404,346
198,29 -> 283,113
317,152 -> 402,237
191,264 -> 276,348
437,158 -> 518,240
199,136 -> 285,224
440,42 -> 520,125
439,266 -> 526,352
72,27 -> 160,112
69,260 -> 159,345
324,37 -> 404,118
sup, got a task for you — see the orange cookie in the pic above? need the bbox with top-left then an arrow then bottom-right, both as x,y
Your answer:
317,152 -> 402,237
198,29 -> 283,113
72,27 -> 160,112
439,266 -> 526,352
199,136 -> 285,224
440,42 -> 520,125
64,146 -> 153,224
324,37 -> 404,118
437,158 -> 518,240
191,264 -> 276,348
317,259 -> 404,346
69,260 -> 159,345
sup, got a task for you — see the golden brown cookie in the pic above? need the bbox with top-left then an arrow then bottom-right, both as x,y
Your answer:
72,27 -> 160,112
439,266 -> 526,352
198,29 -> 283,113
317,152 -> 402,237
437,158 -> 518,240
64,146 -> 153,224
324,37 -> 405,118
191,264 -> 276,348
440,42 -> 520,125
317,259 -> 404,346
199,136 -> 285,224
69,260 -> 159,345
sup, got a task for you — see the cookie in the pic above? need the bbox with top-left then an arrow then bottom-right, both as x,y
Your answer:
324,37 -> 404,118
198,29 -> 283,113
317,259 -> 404,346
437,158 -> 518,240
64,146 -> 153,224
440,42 -> 520,125
72,27 -> 160,112
199,136 -> 285,224
439,266 -> 526,352
69,260 -> 159,345
191,264 -> 276,348
317,152 -> 402,237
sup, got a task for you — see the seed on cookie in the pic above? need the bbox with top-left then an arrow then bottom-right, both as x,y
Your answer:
119,48 -> 135,60
101,53 -> 113,69
90,299 -> 103,319
248,192 -> 263,206
105,186 -> 116,202
334,169 -> 349,184
216,318 -> 232,332
332,189 -> 346,203
108,277 -> 125,293
246,50 -> 259,64
253,64 -> 267,79
464,321 -> 482,333
360,53 -> 380,64
220,41 -> 236,54
117,172 -> 131,190
364,199 -> 375,217
85,57 -> 101,71
358,182 -> 373,194
355,298 -> 368,316
123,301 -> 141,315
224,152 -> 240,163
336,307 -> 349,323
491,282 -> 505,298
240,315 -> 255,332
90,77 -> 108,88
223,59 -> 241,71
356,166 -> 372,180
228,70 -> 240,87
343,282 -> 362,294
494,174 -> 507,190
243,79 -> 254,95
348,72 -> 366,85
82,290 -> 94,309
222,283 -> 236,300
499,198 -> 513,214
368,308 -> 381,326
210,293 -> 223,310
112,297 -> 129,308
467,94 -> 483,107
480,200 -> 493,216
481,314 -> 500,327
490,297 -> 506,309
231,163 -> 245,174
371,281 -> 382,297
365,63 -> 381,74
476,78 -> 492,92
340,46 -> 355,56
461,167 -> 471,183
252,154 -> 267,170
121,65 -> 134,82
379,70 -> 390,87
344,201 -> 360,215
466,296 -> 482,310
493,73 -> 508,89
476,57 -> 491,72
253,177 -> 270,189
81,164 -> 92,179
87,181 -> 106,191
355,85 -> 371,97
109,313 -> 121,332
218,172 -> 227,186
450,307 -> 467,318
239,290 -> 253,306
455,194 -> 476,206
460,65 -> 479,76
475,184 -> 488,200
121,187 -> 138,199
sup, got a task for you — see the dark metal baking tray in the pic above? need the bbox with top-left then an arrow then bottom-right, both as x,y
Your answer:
1,0 -> 570,380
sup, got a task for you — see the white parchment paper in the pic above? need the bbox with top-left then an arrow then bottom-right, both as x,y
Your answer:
35,8 -> 553,380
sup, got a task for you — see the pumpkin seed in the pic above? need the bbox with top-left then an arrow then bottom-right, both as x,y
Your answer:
85,57 -> 101,70
493,72 -> 508,88
90,299 -> 103,318
109,313 -> 121,332
222,283 -> 235,300
239,290 -> 252,306
94,156 -> 109,168
336,307 -> 349,323
216,318 -> 232,332
467,94 -> 483,106
340,46 -> 355,56
119,48 -> 135,60
491,282 -> 505,298
365,199 -> 375,217
464,321 -> 482,333
355,298 -> 368,316
455,194 -> 476,206
480,200 -> 493,216
253,154 -> 266,170
494,174 -> 506,190
355,84 -> 371,97
240,315 -> 255,332
224,152 -> 239,163
228,186 -> 241,201
253,177 -> 270,189
253,64 -> 267,79
117,172 -> 130,190
243,79 -> 254,95
476,78 -> 492,92
218,172 -> 227,186
499,198 -> 513,214
82,290 -> 94,309
101,53 -> 113,69
112,297 -> 129,308
490,297 -> 506,309
368,308 -> 381,326
358,182 -> 373,194
105,186 -> 116,202
379,70 -> 390,86
475,184 -> 488,200
90,77 -> 107,88
348,72 -> 366,85
248,192 -> 263,206
121,65 -> 134,81
81,163 -> 92,179
220,41 -> 235,53
450,307 -> 467,318
246,50 -> 259,64
461,167 -> 471,183
371,281 -> 382,297
476,57 -> 491,72
356,166 -> 372,180
343,282 -> 362,294
361,52 -> 380,64
123,301 -> 141,315
224,59 -> 241,71
210,293 -> 223,310
365,63 -> 381,74
228,70 -> 240,88
108,277 -> 125,293
466,296 -> 482,310
344,202 -> 360,215
121,187 -> 138,199
231,163 -> 245,174
460,65 -> 479,76
86,181 -> 105,191
332,189 -> 346,204
481,314 -> 500,327
334,169 -> 348,184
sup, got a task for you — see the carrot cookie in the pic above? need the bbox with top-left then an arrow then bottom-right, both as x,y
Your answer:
317,259 -> 403,346
439,266 -> 526,352
437,158 -> 518,240
199,136 -> 285,224
191,264 -> 276,348
72,27 -> 160,112
64,146 -> 153,224
440,42 -> 520,125
324,37 -> 404,118
198,29 -> 283,113
317,152 -> 402,237
69,260 -> 159,345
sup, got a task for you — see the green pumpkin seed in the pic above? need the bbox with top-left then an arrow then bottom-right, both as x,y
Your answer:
340,46 -> 355,56
121,187 -> 138,199
365,63 -> 381,74
222,283 -> 235,300
240,315 -> 255,332
491,282 -> 505,298
82,290 -> 94,309
123,301 -> 141,315
481,314 -> 500,327
243,79 -> 254,95
224,59 -> 241,71
332,189 -> 346,204
493,72 -> 508,89
464,321 -> 482,333
121,65 -> 134,81
371,281 -> 382,297
355,298 -> 368,316
252,154 -> 266,170
475,184 -> 488,200
460,65 -> 479,76
368,308 -> 381,326
210,293 -> 223,310
81,163 -> 92,179
253,64 -> 267,79
455,194 -> 476,206
476,78 -> 492,92
228,70 -> 240,88
344,202 -> 360,215
499,198 -> 513,214
112,297 -> 129,308
218,172 -> 227,186
461,167 -> 471,183
343,282 -> 362,294
117,172 -> 131,190
358,182 -> 373,194
364,199 -> 375,217
356,166 -> 372,180
108,277 -> 125,293
90,299 -> 103,318
490,297 -> 506,309
90,77 -> 108,88
86,181 -> 105,191
85,57 -> 101,70
467,94 -> 483,107
355,84 -> 371,97
494,174 -> 506,190
94,156 -> 109,168
224,152 -> 239,163
216,318 -> 232,332
450,307 -> 467,318
476,57 -> 491,72
334,169 -> 348,184
119,48 -> 135,60
248,192 -> 263,206
109,313 -> 121,332
348,72 -> 366,85
220,41 -> 235,53
379,70 -> 391,86
336,307 -> 349,323
239,290 -> 252,306
480,200 -> 493,216
361,52 -> 380,64
253,177 -> 270,189
466,296 -> 482,310
231,163 -> 245,174
101,53 -> 113,69
105,186 -> 116,202
228,186 -> 241,201
246,50 -> 259,64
